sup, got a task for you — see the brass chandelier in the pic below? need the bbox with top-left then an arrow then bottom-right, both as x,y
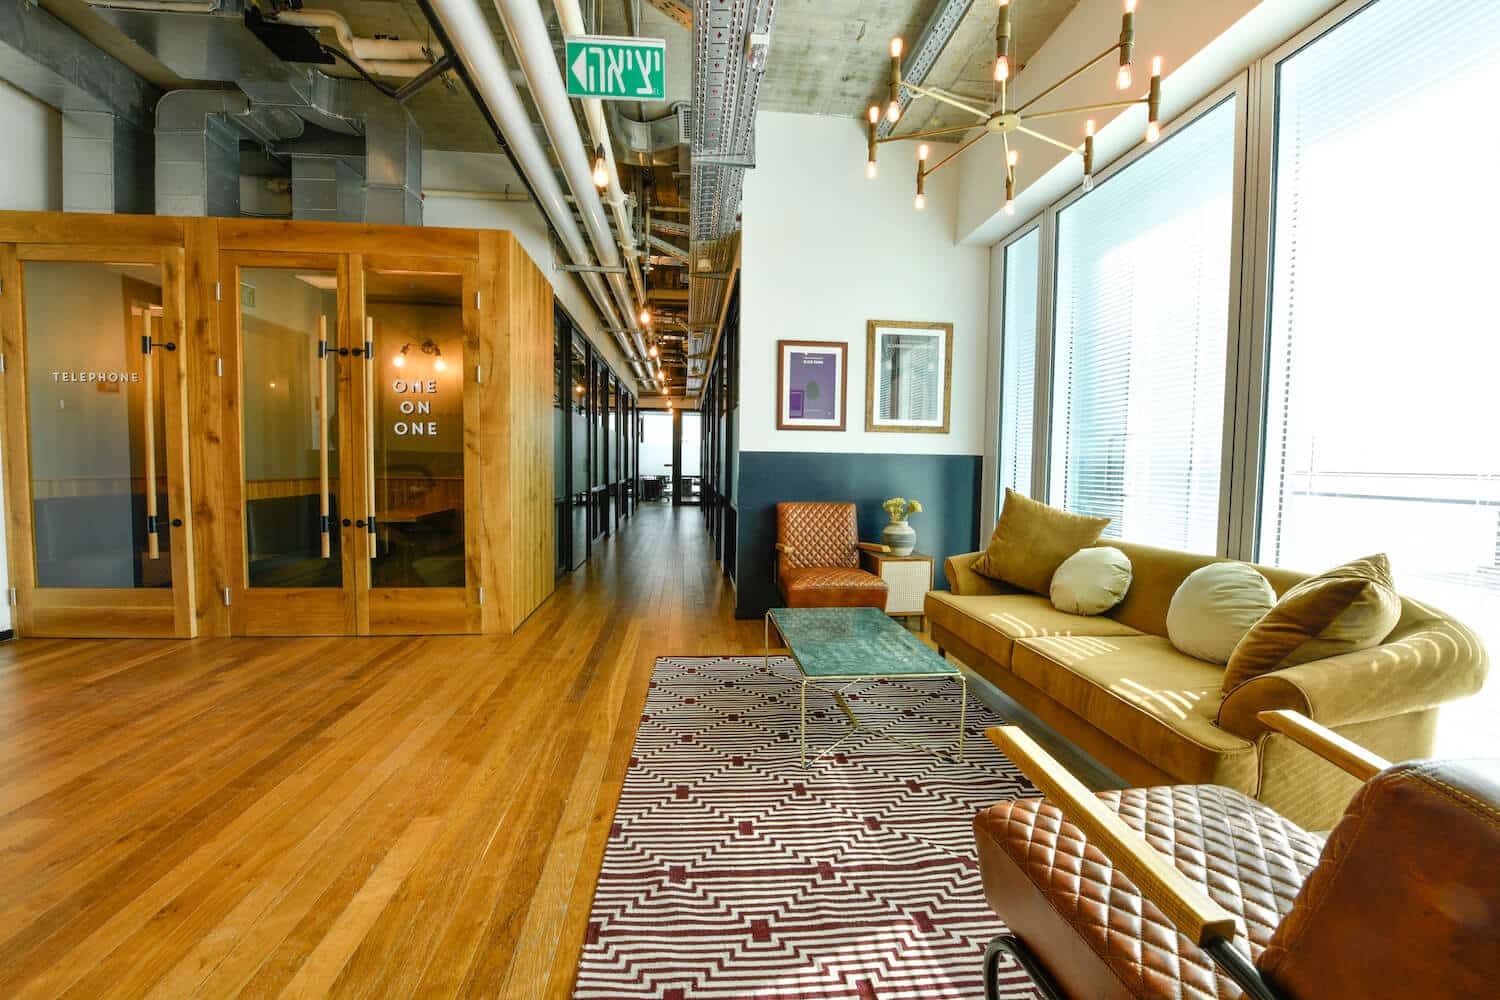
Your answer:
866,0 -> 1163,213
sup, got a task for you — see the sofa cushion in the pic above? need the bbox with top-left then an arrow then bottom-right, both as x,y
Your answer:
972,489 -> 1110,595
1166,562 -> 1276,664
1010,634 -> 1257,790
926,590 -> 1143,666
1051,546 -> 1133,616
1225,553 -> 1401,692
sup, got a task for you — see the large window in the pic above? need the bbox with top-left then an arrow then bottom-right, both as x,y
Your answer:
998,229 -> 1039,499
1258,0 -> 1500,753
1048,98 -> 1237,552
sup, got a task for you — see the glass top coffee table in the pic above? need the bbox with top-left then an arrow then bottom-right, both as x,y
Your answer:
764,606 -> 967,767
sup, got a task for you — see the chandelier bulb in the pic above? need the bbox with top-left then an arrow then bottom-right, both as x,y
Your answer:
1116,63 -> 1133,90
914,193 -> 926,211
1124,0 -> 1136,12
639,307 -> 652,325
1003,198 -> 1016,216
890,37 -> 904,59
866,161 -> 878,180
994,55 -> 1010,82
918,143 -> 930,161
887,100 -> 901,124
1082,173 -> 1095,193
1007,148 -> 1019,168
867,105 -> 880,125
1146,122 -> 1161,143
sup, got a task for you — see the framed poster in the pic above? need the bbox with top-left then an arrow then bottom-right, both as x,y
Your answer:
865,320 -> 953,434
776,340 -> 847,431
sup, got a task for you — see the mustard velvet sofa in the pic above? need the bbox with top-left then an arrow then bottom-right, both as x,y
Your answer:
926,540 -> 1489,830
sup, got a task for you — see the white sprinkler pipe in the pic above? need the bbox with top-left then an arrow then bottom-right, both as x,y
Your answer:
492,0 -> 650,363
426,0 -> 653,381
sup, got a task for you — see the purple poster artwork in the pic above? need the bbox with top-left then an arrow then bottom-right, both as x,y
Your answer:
787,351 -> 836,420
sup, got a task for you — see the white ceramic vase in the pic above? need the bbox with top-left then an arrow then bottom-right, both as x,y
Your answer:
881,518 -> 916,557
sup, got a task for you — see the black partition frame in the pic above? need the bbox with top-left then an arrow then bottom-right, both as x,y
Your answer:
553,304 -> 636,577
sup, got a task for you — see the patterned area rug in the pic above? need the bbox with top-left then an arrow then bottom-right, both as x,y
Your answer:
573,655 -> 1043,999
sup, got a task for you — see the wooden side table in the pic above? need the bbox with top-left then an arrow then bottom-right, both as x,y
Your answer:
859,550 -> 935,626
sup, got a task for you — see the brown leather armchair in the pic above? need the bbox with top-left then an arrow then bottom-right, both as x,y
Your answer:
774,502 -> 890,609
976,712 -> 1500,1000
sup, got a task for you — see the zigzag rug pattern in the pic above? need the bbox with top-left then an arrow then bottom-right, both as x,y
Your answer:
573,655 -> 1044,999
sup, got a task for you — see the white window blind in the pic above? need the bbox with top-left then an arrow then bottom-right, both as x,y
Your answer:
1257,0 -> 1500,754
1048,98 -> 1236,552
999,230 -> 1039,498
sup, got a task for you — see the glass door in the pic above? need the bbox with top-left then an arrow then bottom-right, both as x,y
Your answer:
1,246 -> 195,636
221,252 -> 357,634
360,258 -> 481,634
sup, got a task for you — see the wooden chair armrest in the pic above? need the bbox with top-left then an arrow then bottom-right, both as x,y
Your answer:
986,726 -> 1240,947
1256,709 -> 1390,782
855,541 -> 891,554
774,542 -> 794,554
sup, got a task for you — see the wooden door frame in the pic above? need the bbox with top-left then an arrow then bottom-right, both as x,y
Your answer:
358,253 -> 483,635
0,243 -> 196,637
219,249 -> 359,635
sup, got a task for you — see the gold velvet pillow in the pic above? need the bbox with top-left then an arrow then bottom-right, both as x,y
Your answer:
1223,553 -> 1401,692
972,489 -> 1110,596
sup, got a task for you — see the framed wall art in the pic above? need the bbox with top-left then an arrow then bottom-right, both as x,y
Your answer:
865,320 -> 953,434
776,339 -> 847,431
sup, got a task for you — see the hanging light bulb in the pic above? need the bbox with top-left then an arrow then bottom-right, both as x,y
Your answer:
1082,119 -> 1096,192
433,356 -> 446,372
591,145 -> 608,189
1117,0 -> 1136,90
914,143 -> 928,210
1145,55 -> 1163,143
995,0 -> 1012,82
639,306 -> 652,326
1007,148 -> 1019,169
887,38 -> 903,123
649,344 -> 658,358
392,353 -> 405,368
867,161 -> 878,180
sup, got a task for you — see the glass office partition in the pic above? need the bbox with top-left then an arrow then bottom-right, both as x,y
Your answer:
23,261 -> 171,589
238,267 -> 342,589
366,270 -> 466,588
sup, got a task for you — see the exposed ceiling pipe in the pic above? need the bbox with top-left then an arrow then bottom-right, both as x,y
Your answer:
492,0 -> 650,364
273,9 -> 436,77
425,0 -> 653,383
552,0 -> 645,306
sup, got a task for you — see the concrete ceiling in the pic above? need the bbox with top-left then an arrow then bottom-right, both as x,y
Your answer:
760,0 -> 1080,139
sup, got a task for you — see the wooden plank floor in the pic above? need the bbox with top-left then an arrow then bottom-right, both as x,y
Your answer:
0,504 -> 761,999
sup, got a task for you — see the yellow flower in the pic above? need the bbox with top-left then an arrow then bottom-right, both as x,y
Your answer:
908,500 -> 923,514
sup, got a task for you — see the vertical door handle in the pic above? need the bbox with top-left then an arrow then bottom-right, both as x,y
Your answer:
141,309 -> 161,560
317,317 -> 331,559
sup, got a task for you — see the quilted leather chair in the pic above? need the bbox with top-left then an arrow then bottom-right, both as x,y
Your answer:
976,713 -> 1500,1000
774,502 -> 889,609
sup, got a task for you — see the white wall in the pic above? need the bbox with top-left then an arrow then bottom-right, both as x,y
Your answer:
421,150 -> 636,381
739,111 -> 990,456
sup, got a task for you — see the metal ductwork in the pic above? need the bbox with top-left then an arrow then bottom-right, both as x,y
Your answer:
492,0 -> 647,364
608,102 -> 690,168
89,0 -> 425,224
0,0 -> 160,213
425,0 -> 651,383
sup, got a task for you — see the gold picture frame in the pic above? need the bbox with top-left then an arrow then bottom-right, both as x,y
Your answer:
865,320 -> 953,434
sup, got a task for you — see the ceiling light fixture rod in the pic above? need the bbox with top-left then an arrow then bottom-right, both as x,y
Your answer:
1022,97 -> 1146,121
1017,125 -> 1087,154
879,122 -> 975,144
925,129 -> 987,175
900,81 -> 991,119
1013,43 -> 1123,116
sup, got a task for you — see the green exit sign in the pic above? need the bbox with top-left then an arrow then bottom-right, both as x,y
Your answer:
564,35 -> 666,101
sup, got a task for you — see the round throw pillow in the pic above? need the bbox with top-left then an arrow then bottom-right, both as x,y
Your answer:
1050,547 -> 1133,616
1166,563 -> 1276,664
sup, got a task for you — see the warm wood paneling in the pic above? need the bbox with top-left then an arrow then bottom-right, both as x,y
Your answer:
504,235 -> 557,629
0,212 -> 559,638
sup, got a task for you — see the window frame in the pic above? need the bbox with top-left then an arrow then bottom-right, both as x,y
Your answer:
1038,73 -> 1251,556
984,215 -> 1047,523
